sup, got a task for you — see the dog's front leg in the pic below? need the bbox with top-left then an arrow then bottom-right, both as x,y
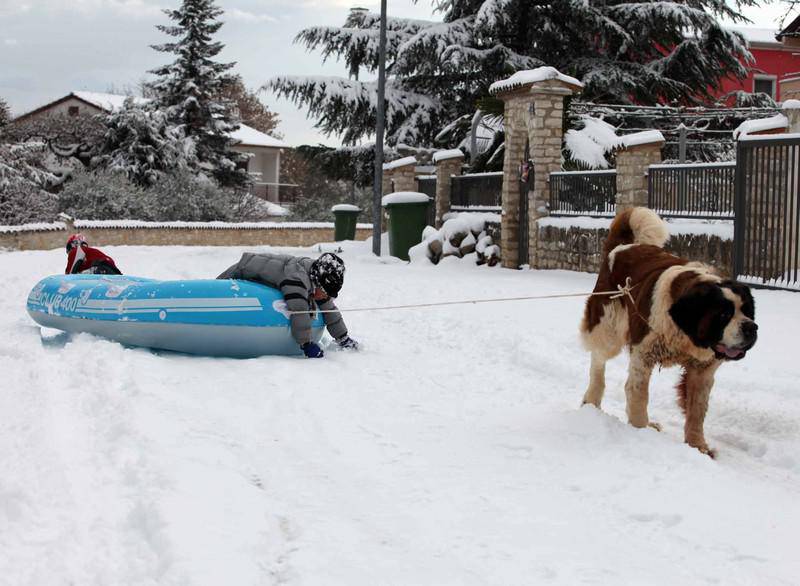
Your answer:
625,348 -> 656,429
582,352 -> 607,408
682,362 -> 721,457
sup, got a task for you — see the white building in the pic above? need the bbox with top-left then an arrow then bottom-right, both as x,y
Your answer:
14,91 -> 290,202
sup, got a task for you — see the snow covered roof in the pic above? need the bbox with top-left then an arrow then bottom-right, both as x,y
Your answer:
72,92 -> 149,111
777,13 -> 800,39
733,114 -> 789,139
229,124 -> 288,148
382,156 -> 417,171
432,149 -> 465,163
489,67 -> 583,95
727,27 -> 781,45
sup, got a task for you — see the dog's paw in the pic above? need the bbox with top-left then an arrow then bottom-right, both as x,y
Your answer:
648,421 -> 662,432
687,439 -> 716,459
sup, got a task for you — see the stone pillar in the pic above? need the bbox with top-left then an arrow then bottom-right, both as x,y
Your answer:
527,83 -> 573,268
614,132 -> 665,213
780,76 -> 800,102
382,156 -> 417,194
433,149 -> 464,228
490,68 -> 582,269
785,100 -> 800,133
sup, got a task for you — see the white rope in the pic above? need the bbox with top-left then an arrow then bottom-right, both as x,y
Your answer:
290,277 -> 637,315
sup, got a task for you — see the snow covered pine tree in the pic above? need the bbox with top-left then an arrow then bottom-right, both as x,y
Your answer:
92,98 -> 196,187
149,0 -> 250,188
269,0 -> 754,157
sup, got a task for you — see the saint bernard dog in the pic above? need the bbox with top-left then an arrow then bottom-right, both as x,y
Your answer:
580,207 -> 758,457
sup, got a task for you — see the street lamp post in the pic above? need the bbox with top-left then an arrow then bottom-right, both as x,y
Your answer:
371,0 -> 388,256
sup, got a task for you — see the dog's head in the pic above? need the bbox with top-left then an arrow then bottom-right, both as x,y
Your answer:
669,280 -> 757,361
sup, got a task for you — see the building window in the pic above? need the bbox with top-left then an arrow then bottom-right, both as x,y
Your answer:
68,106 -> 79,117
754,76 -> 776,98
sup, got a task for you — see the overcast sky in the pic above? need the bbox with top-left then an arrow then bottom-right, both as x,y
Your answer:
0,0 -> 794,147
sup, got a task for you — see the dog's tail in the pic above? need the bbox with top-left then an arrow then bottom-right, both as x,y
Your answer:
603,207 -> 669,255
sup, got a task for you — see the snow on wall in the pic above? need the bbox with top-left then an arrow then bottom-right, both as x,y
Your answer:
538,216 -> 733,239
619,130 -> 665,148
489,67 -> 583,94
382,156 -> 417,171
783,99 -> 800,110
0,222 -> 67,234
0,220 -> 373,233
432,149 -> 465,163
733,114 -> 789,139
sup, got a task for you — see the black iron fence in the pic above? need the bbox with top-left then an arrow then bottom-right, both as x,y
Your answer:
450,172 -> 503,210
648,162 -> 735,219
549,170 -> 617,216
734,135 -> 800,290
416,175 -> 437,226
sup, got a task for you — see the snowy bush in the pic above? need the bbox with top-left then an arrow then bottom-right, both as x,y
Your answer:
57,168 -> 150,220
0,182 -> 57,225
57,168 -> 274,222
140,171 -> 240,222
0,97 -> 10,128
0,141 -> 58,224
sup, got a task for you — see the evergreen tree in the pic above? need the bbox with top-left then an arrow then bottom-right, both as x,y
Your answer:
150,0 -> 249,187
270,1 -> 754,151
92,98 -> 196,187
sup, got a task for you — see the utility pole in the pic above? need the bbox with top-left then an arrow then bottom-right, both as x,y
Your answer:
371,0 -> 388,256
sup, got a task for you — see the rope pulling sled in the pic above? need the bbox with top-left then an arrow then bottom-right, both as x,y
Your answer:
292,277 -> 638,315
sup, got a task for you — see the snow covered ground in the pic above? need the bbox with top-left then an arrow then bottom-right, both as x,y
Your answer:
1,241 -> 799,585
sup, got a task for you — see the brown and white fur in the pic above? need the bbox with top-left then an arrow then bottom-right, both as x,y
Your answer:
580,208 -> 758,457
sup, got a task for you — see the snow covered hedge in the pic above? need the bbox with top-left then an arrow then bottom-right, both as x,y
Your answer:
57,169 -> 282,223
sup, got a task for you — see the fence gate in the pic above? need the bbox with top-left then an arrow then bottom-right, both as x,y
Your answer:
518,140 -> 531,267
734,135 -> 800,290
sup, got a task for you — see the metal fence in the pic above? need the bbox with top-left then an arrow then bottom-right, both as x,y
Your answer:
648,162 -> 736,218
549,170 -> 617,216
416,175 -> 437,226
734,134 -> 800,291
450,172 -> 503,210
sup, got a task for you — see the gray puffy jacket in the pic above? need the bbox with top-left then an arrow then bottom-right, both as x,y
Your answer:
217,252 -> 348,345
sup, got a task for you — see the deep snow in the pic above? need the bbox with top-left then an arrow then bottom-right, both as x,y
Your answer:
1,242 -> 799,585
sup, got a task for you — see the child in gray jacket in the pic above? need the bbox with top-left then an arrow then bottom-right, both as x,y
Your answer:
217,252 -> 358,358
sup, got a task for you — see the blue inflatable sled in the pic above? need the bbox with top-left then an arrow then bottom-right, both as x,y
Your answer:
27,275 -> 324,358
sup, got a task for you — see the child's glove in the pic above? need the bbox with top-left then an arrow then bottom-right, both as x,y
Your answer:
301,342 -> 324,358
336,336 -> 359,350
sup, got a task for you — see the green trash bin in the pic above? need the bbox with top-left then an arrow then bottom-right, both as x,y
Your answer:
382,192 -> 431,261
332,204 -> 361,241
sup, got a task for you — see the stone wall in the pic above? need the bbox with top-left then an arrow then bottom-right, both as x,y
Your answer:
537,221 -> 733,275
0,222 -> 372,251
